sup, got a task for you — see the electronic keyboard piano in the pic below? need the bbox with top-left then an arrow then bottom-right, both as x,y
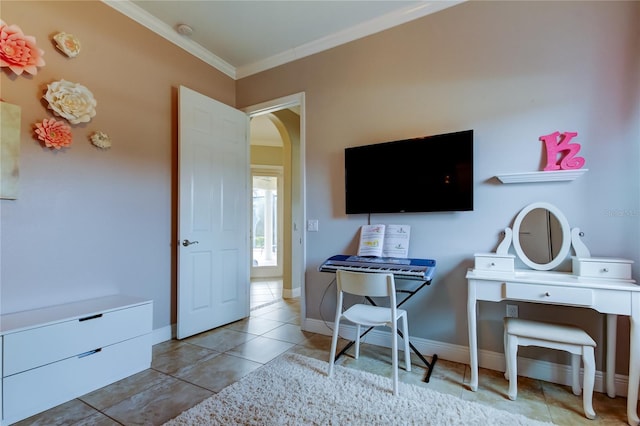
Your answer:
319,254 -> 436,282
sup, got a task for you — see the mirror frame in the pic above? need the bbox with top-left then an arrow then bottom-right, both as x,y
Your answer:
512,202 -> 571,271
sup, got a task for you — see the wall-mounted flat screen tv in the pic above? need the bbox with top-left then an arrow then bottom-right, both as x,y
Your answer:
345,130 -> 473,214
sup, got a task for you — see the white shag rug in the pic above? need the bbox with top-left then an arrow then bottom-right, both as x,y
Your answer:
164,353 -> 554,426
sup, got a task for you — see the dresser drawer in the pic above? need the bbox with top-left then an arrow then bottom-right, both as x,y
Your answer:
474,254 -> 515,272
3,302 -> 152,376
503,282 -> 593,307
2,334 -> 151,425
572,257 -> 633,280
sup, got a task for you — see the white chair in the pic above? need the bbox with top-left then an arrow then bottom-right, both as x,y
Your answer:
328,269 -> 411,395
504,317 -> 596,419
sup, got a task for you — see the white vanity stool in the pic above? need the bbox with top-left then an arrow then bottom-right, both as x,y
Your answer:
504,317 -> 596,419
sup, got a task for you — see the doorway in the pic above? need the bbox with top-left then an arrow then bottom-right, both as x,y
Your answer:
244,93 -> 305,317
249,116 -> 285,310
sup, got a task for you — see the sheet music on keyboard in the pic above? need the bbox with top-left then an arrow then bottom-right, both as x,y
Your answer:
346,256 -> 411,265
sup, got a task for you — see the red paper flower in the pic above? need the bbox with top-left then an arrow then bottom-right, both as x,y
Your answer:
0,20 -> 45,76
34,118 -> 73,149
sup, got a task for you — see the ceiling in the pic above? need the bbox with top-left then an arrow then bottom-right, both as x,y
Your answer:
103,0 -> 463,79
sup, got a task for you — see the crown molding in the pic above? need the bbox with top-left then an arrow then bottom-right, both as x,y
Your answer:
236,1 -> 465,79
103,0 -> 464,81
101,0 -> 237,79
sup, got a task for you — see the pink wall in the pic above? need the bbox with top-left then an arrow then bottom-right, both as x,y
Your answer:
0,1 -> 234,330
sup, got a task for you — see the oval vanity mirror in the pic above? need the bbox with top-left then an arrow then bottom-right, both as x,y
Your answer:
512,202 -> 571,271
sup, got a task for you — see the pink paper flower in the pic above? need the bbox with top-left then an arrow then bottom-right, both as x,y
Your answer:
34,118 -> 73,149
0,20 -> 45,75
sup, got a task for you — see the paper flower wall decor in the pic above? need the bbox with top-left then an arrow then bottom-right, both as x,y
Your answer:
34,118 -> 73,149
90,131 -> 111,149
0,20 -> 45,75
53,32 -> 81,58
44,79 -> 96,124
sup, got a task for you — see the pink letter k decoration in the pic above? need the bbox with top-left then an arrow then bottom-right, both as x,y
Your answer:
539,131 -> 585,171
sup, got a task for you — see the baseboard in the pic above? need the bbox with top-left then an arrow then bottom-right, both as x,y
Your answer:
283,287 -> 301,298
152,325 -> 173,345
302,317 -> 634,399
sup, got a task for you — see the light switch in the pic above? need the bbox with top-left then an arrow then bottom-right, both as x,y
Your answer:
307,219 -> 319,232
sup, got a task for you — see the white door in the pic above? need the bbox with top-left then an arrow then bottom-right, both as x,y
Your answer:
177,86 -> 250,339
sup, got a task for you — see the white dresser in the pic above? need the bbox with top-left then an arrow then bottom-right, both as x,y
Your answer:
0,295 -> 153,425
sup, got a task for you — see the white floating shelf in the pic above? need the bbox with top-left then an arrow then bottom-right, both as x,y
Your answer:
496,169 -> 588,184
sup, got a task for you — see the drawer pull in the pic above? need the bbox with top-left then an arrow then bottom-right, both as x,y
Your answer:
78,348 -> 102,358
79,313 -> 103,322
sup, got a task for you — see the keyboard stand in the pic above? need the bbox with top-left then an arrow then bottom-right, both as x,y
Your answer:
333,278 -> 438,383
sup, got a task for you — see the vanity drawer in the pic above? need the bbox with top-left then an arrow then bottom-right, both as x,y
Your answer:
475,254 -> 515,272
503,283 -> 593,307
3,302 -> 152,376
572,257 -> 633,280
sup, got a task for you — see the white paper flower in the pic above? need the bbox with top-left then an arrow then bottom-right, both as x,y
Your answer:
90,131 -> 111,149
44,79 -> 96,124
53,32 -> 81,58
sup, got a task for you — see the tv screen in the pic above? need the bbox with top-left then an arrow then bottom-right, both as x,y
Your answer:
345,130 -> 473,214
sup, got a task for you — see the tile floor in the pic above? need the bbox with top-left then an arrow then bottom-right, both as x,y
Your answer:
250,278 -> 283,310
15,297 -> 631,425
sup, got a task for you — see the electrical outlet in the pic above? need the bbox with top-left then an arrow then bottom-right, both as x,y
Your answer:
506,304 -> 518,318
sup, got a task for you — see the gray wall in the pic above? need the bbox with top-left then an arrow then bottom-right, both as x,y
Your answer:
237,1 -> 640,371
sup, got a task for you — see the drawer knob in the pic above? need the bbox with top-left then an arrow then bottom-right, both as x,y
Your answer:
490,262 -> 496,267
601,268 -> 609,273
544,292 -> 551,297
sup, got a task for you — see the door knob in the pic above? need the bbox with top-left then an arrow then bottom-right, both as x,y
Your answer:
182,239 -> 199,247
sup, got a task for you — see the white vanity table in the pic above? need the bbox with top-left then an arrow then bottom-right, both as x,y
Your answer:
466,202 -> 639,425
